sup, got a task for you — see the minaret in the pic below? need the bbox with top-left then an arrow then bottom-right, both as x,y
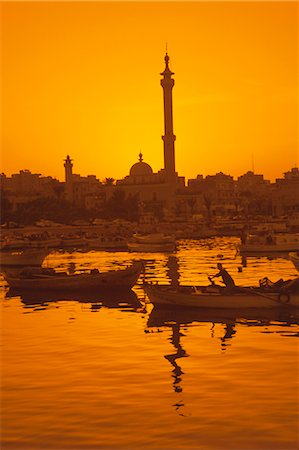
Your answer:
64,155 -> 73,203
160,53 -> 176,181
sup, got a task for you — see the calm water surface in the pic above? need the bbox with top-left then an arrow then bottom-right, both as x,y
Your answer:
1,238 -> 299,450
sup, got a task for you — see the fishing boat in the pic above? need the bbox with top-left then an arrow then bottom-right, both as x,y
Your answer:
289,252 -> 299,272
239,233 -> 299,253
0,249 -> 48,268
143,278 -> 299,309
4,260 -> 143,291
128,233 -> 176,253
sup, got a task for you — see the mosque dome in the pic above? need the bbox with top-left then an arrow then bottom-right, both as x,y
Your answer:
129,153 -> 153,177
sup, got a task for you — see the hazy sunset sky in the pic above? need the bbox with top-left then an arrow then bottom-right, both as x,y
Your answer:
2,1 -> 298,182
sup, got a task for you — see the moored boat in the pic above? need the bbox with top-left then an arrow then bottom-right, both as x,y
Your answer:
144,279 -> 299,309
128,233 -> 176,253
132,233 -> 175,244
85,234 -> 128,251
0,249 -> 49,268
239,233 -> 299,253
60,234 -> 87,248
1,234 -> 61,250
4,260 -> 143,291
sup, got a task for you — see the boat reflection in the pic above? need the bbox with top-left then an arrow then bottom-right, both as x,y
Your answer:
146,305 -> 299,414
148,307 -> 238,355
146,319 -> 188,415
6,288 -> 143,312
147,305 -> 299,330
166,255 -> 180,289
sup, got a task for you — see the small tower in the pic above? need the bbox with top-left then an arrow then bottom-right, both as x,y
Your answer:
64,155 -> 73,203
160,53 -> 176,181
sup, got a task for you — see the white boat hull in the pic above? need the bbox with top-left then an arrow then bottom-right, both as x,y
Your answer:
60,238 -> 87,248
144,284 -> 299,309
239,233 -> 299,253
86,239 -> 128,251
0,249 -> 48,267
132,233 -> 175,244
2,238 -> 61,250
128,233 -> 176,252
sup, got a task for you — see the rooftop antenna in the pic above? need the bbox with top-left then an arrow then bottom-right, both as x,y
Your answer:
166,41 -> 168,53
251,153 -> 255,173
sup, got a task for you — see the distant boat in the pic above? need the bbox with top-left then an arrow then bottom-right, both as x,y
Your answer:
4,260 -> 143,291
85,234 -> 128,251
239,233 -> 299,253
60,234 -> 87,248
175,226 -> 216,239
144,280 -> 299,309
289,252 -> 299,272
128,233 -> 176,253
1,234 -> 61,250
0,249 -> 48,267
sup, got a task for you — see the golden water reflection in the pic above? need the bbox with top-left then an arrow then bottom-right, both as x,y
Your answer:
1,237 -> 299,450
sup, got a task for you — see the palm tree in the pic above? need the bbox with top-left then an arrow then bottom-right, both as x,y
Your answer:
104,177 -> 115,186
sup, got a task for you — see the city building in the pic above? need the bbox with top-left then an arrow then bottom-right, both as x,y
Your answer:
1,170 -> 62,211
272,167 -> 299,216
64,155 -> 104,210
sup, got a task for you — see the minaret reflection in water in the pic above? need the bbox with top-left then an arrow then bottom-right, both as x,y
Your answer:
148,316 -> 238,416
164,323 -> 188,395
166,254 -> 180,289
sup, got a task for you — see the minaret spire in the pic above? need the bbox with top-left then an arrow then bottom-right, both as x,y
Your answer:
64,155 -> 73,203
160,52 -> 176,181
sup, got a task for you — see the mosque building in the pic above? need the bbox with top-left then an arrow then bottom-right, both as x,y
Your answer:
106,53 -> 185,209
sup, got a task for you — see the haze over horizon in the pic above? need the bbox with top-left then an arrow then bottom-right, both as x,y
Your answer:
2,2 -> 298,182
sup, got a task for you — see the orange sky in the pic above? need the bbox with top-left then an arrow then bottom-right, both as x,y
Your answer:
1,1 -> 298,182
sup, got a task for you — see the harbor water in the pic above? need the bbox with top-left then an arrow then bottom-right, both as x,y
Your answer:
1,237 -> 299,450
